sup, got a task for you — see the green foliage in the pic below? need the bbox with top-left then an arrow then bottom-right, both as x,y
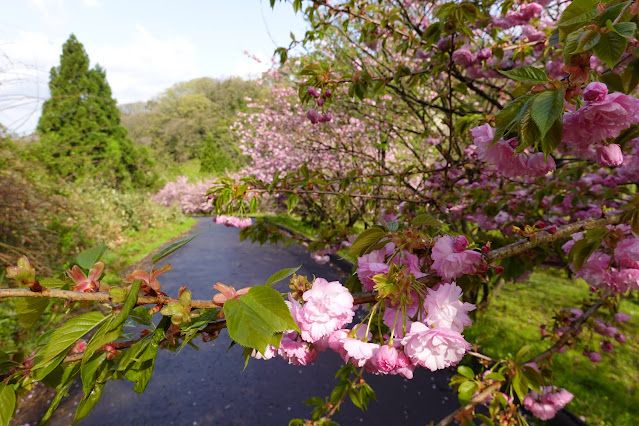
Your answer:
36,34 -> 156,189
0,384 -> 16,426
120,77 -> 264,176
265,265 -> 302,287
224,286 -> 299,354
465,270 -> 639,425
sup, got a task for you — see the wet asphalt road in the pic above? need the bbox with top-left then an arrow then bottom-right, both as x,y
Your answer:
50,217 -> 459,426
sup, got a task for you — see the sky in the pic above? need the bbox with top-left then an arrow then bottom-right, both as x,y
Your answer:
0,0 -> 308,134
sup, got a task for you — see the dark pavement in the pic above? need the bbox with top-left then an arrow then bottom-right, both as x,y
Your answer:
50,217 -> 459,426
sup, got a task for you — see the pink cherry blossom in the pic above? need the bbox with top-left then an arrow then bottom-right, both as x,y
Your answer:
424,282 -> 476,332
614,237 -> 639,268
613,312 -> 631,323
401,322 -> 471,371
278,333 -> 318,366
288,278 -> 355,343
213,215 -> 252,228
373,345 -> 399,372
596,144 -> 623,167
342,337 -> 379,367
431,235 -> 483,280
523,387 -> 573,420
357,243 -> 395,291
67,261 -> 104,293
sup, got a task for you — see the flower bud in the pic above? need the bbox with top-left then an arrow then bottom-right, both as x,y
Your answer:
596,144 -> 623,167
583,82 -> 608,103
495,266 -> 504,274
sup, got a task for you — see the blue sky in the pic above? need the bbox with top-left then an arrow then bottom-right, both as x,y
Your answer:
0,0 -> 308,134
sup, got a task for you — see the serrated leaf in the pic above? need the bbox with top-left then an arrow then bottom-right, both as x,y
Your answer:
73,381 -> 105,425
412,214 -> 441,227
348,227 -> 387,258
457,365 -> 474,379
81,352 -> 107,396
16,297 -> 49,329
498,66 -> 548,83
33,311 -> 106,374
224,286 -> 299,354
0,384 -> 16,426
613,22 -> 636,38
512,371 -> 529,402
518,106 -> 541,153
568,227 -> 607,271
531,89 -> 564,138
82,317 -> 118,369
493,94 -> 534,143
599,1 -> 630,25
573,30 -> 601,54
476,414 -> 494,425
558,7 -> 599,27
265,265 -> 302,287
77,243 -> 108,270
109,279 -> 141,331
594,31 -> 627,69
152,233 -> 198,264
541,118 -> 563,159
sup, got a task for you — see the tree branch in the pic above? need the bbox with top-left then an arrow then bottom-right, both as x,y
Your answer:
0,288 -> 221,309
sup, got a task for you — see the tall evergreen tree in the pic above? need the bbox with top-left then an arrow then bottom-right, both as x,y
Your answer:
37,34 -> 156,188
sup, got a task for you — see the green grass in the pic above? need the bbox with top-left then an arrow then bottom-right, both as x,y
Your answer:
101,216 -> 197,284
250,213 -> 319,239
465,270 -> 639,426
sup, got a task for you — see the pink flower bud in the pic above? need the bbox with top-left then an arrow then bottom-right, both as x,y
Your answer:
322,89 -> 332,99
613,312 -> 631,323
317,98 -> 324,107
583,82 -> 608,103
600,341 -> 614,352
495,266 -> 504,274
615,333 -> 627,343
588,351 -> 602,362
306,109 -> 320,124
596,144 -> 623,167
375,345 -> 398,372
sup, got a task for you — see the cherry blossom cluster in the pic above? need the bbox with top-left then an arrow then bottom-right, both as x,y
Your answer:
562,82 -> 639,167
154,176 -> 216,214
523,386 -> 574,421
561,226 -> 639,294
251,275 -> 475,379
213,214 -> 253,228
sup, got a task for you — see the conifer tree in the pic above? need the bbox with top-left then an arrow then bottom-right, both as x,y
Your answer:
37,34 -> 156,188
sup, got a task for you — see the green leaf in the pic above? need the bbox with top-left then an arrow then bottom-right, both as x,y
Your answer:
73,381 -> 105,425
0,384 -> 16,426
265,265 -> 302,287
16,297 -> 49,329
540,118 -> 563,159
573,30 -> 601,54
558,7 -> 600,27
151,233 -> 198,264
515,345 -> 532,362
412,214 -> 442,227
601,72 -> 625,93
476,414 -> 494,426
493,94 -> 534,143
511,371 -> 529,402
517,106 -> 541,153
77,243 -> 108,269
600,1 -> 630,25
287,193 -> 299,213
613,22 -> 636,38
40,362 -> 81,425
568,227 -> 608,271
82,317 -> 118,369
485,372 -> 506,381
531,89 -> 564,138
348,227 -> 387,258
109,279 -> 142,331
558,0 -> 598,40
458,381 -> 478,404
81,352 -> 107,396
498,66 -> 548,83
36,329 -> 56,347
457,365 -> 475,379
593,31 -> 627,69
33,311 -> 106,374
224,286 -> 299,354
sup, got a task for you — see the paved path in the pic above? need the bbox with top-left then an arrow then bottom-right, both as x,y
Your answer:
51,218 -> 458,426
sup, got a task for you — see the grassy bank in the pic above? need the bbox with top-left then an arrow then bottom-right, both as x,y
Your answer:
464,270 -> 639,426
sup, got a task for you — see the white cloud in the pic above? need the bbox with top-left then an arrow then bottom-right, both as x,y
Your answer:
88,25 -> 200,103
